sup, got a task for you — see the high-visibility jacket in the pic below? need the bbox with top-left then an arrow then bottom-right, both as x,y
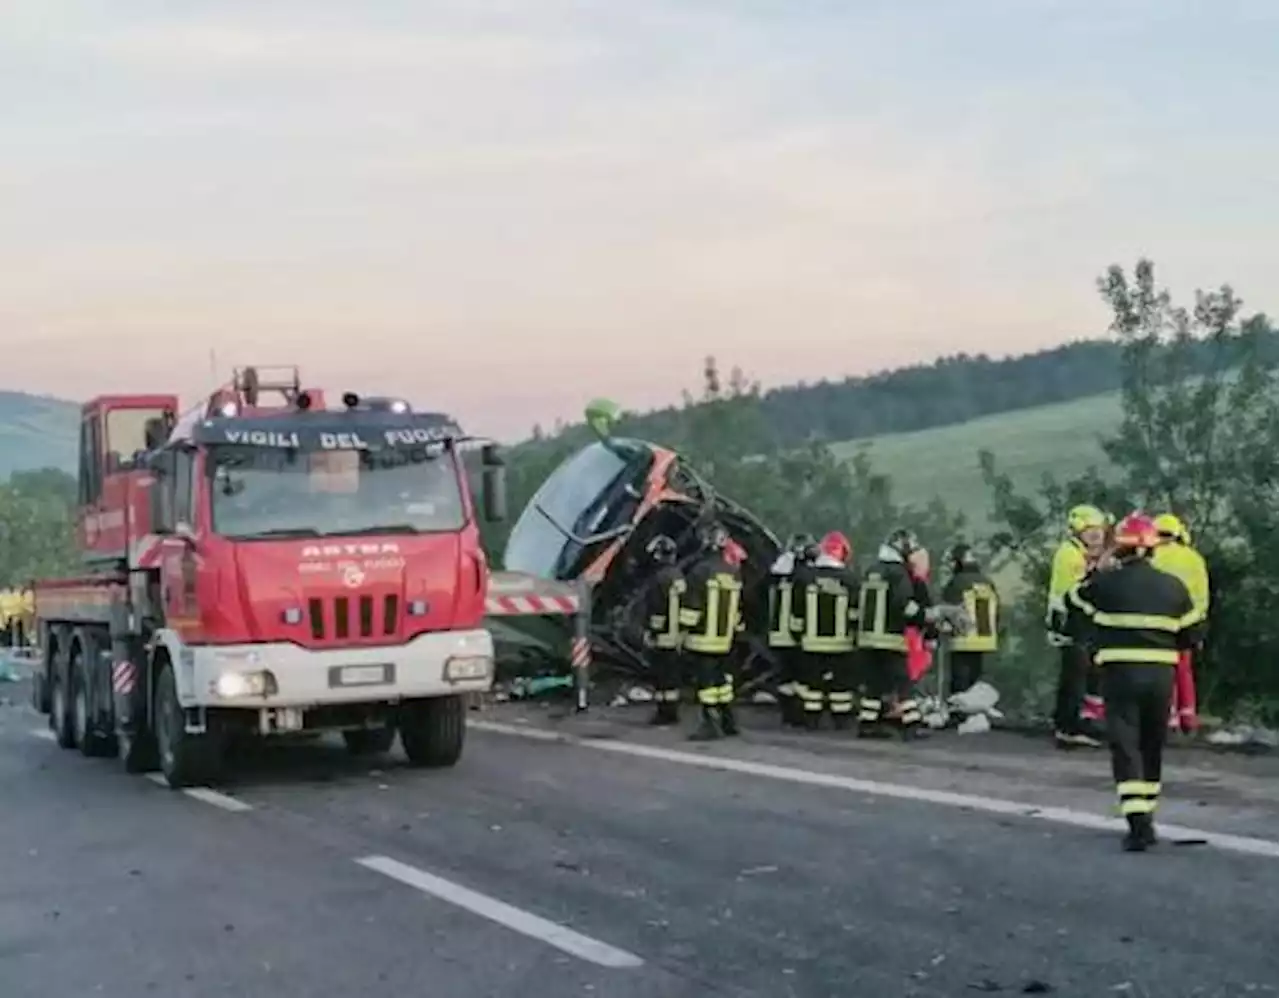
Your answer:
766,551 -> 799,650
681,552 -> 743,656
643,565 -> 687,650
797,554 -> 858,655
856,551 -> 928,653
1065,559 -> 1203,667
1046,538 -> 1089,645
1151,542 -> 1209,624
942,568 -> 1000,653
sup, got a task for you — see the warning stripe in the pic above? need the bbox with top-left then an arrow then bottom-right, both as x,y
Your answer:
485,595 -> 579,616
112,661 -> 138,695
570,636 -> 591,669
132,535 -> 165,569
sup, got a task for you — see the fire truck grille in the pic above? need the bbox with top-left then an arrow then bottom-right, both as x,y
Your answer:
308,594 -> 399,641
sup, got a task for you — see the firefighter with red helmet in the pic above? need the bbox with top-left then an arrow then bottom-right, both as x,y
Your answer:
1065,513 -> 1203,852
794,531 -> 859,729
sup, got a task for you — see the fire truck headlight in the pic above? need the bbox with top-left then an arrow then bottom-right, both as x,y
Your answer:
213,670 -> 275,698
443,655 -> 492,683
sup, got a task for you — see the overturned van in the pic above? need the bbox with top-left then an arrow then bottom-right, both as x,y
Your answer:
500,400 -> 780,684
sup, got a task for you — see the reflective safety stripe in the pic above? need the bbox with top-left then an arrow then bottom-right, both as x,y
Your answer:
801,578 -> 855,654
653,689 -> 680,703
1117,779 -> 1160,816
677,609 -> 700,627
1092,611 -> 1187,632
898,699 -> 922,725
1066,586 -> 1095,615
858,698 -> 882,722
857,633 -> 907,651
648,579 -> 687,650
828,691 -> 854,714
684,577 -> 741,655
952,582 -> 999,653
697,687 -> 719,706
767,582 -> 797,648
776,682 -> 796,696
1095,648 -> 1179,665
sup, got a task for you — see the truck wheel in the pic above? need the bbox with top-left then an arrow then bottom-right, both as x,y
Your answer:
343,727 -> 395,756
154,663 -> 222,788
399,695 -> 465,768
50,648 -> 76,750
73,647 -> 116,759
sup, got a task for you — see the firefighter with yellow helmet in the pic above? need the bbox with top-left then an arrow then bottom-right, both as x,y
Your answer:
1151,513 -> 1209,732
1046,505 -> 1110,747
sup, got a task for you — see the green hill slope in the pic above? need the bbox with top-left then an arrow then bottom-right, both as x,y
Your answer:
832,390 -> 1123,529
0,391 -> 78,479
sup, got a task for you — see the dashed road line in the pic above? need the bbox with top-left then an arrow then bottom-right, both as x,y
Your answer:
356,854 -> 645,969
143,772 -> 254,811
469,720 -> 1279,860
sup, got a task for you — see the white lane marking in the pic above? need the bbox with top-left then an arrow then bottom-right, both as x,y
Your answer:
356,854 -> 645,969
144,772 -> 254,812
29,728 -> 56,742
470,720 -> 1279,860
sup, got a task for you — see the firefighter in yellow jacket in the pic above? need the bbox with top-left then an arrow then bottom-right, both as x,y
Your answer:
1065,513 -> 1203,852
642,535 -> 687,726
681,522 -> 745,741
1151,513 -> 1209,732
1046,505 -> 1109,747
941,544 -> 999,694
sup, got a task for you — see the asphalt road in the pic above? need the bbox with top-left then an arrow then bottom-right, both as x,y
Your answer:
1,687 -> 1276,998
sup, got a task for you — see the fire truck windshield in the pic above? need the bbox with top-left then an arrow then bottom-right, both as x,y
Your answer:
208,444 -> 466,540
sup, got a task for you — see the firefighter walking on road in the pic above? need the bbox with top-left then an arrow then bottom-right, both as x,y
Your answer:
1065,513 -> 1203,852
856,529 -> 932,737
1047,504 -> 1110,748
768,534 -> 814,728
1151,513 -> 1209,733
796,531 -> 859,729
941,544 -> 999,694
681,522 -> 745,741
642,534 -> 687,726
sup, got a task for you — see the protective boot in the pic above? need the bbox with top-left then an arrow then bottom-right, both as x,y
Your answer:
687,706 -> 723,741
648,700 -> 679,726
1139,814 -> 1158,848
1122,814 -> 1152,853
779,695 -> 803,728
718,704 -> 739,737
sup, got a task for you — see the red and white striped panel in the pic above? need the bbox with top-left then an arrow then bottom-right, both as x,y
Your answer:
485,594 -> 579,616
570,636 -> 591,669
112,660 -> 138,696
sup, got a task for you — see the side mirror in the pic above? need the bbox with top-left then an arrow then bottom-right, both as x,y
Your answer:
480,445 -> 507,523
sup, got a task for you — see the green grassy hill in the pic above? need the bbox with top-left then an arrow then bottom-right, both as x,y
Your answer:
832,390 -> 1123,530
0,391 -> 78,480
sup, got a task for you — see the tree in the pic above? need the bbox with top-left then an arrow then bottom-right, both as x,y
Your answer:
0,467 -> 79,586
982,260 -> 1278,720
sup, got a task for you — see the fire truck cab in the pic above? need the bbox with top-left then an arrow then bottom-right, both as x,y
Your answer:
33,367 -> 507,788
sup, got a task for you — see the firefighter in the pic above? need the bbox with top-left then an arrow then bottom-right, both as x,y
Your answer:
769,534 -> 814,728
642,534 -> 686,726
796,531 -> 859,728
1065,513 -> 1203,852
941,544 -> 999,694
681,522 -> 745,741
1047,504 -> 1110,748
856,528 -> 933,737
1151,513 -> 1209,733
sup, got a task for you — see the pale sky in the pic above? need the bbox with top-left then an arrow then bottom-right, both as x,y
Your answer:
1,0 -> 1276,440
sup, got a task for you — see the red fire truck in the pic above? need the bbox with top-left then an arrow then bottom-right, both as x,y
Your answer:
31,366 -> 507,787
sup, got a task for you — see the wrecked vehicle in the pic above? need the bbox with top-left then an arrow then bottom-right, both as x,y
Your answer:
497,400 -> 780,687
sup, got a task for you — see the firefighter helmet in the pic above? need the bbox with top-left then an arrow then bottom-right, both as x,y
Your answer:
947,542 -> 979,571
700,521 -> 729,552
1153,513 -> 1190,546
1112,513 -> 1160,555
785,532 -> 817,555
646,534 -> 677,564
1067,504 -> 1107,534
884,528 -> 920,558
819,531 -> 851,564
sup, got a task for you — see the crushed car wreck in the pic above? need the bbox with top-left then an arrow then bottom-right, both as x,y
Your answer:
497,399 -> 780,688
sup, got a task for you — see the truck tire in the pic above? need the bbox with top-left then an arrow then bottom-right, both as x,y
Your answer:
50,644 -> 76,751
72,640 -> 116,759
399,695 -> 465,768
154,662 -> 222,788
343,727 -> 395,756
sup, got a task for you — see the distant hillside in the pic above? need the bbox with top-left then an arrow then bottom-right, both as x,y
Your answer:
0,391 -> 78,479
